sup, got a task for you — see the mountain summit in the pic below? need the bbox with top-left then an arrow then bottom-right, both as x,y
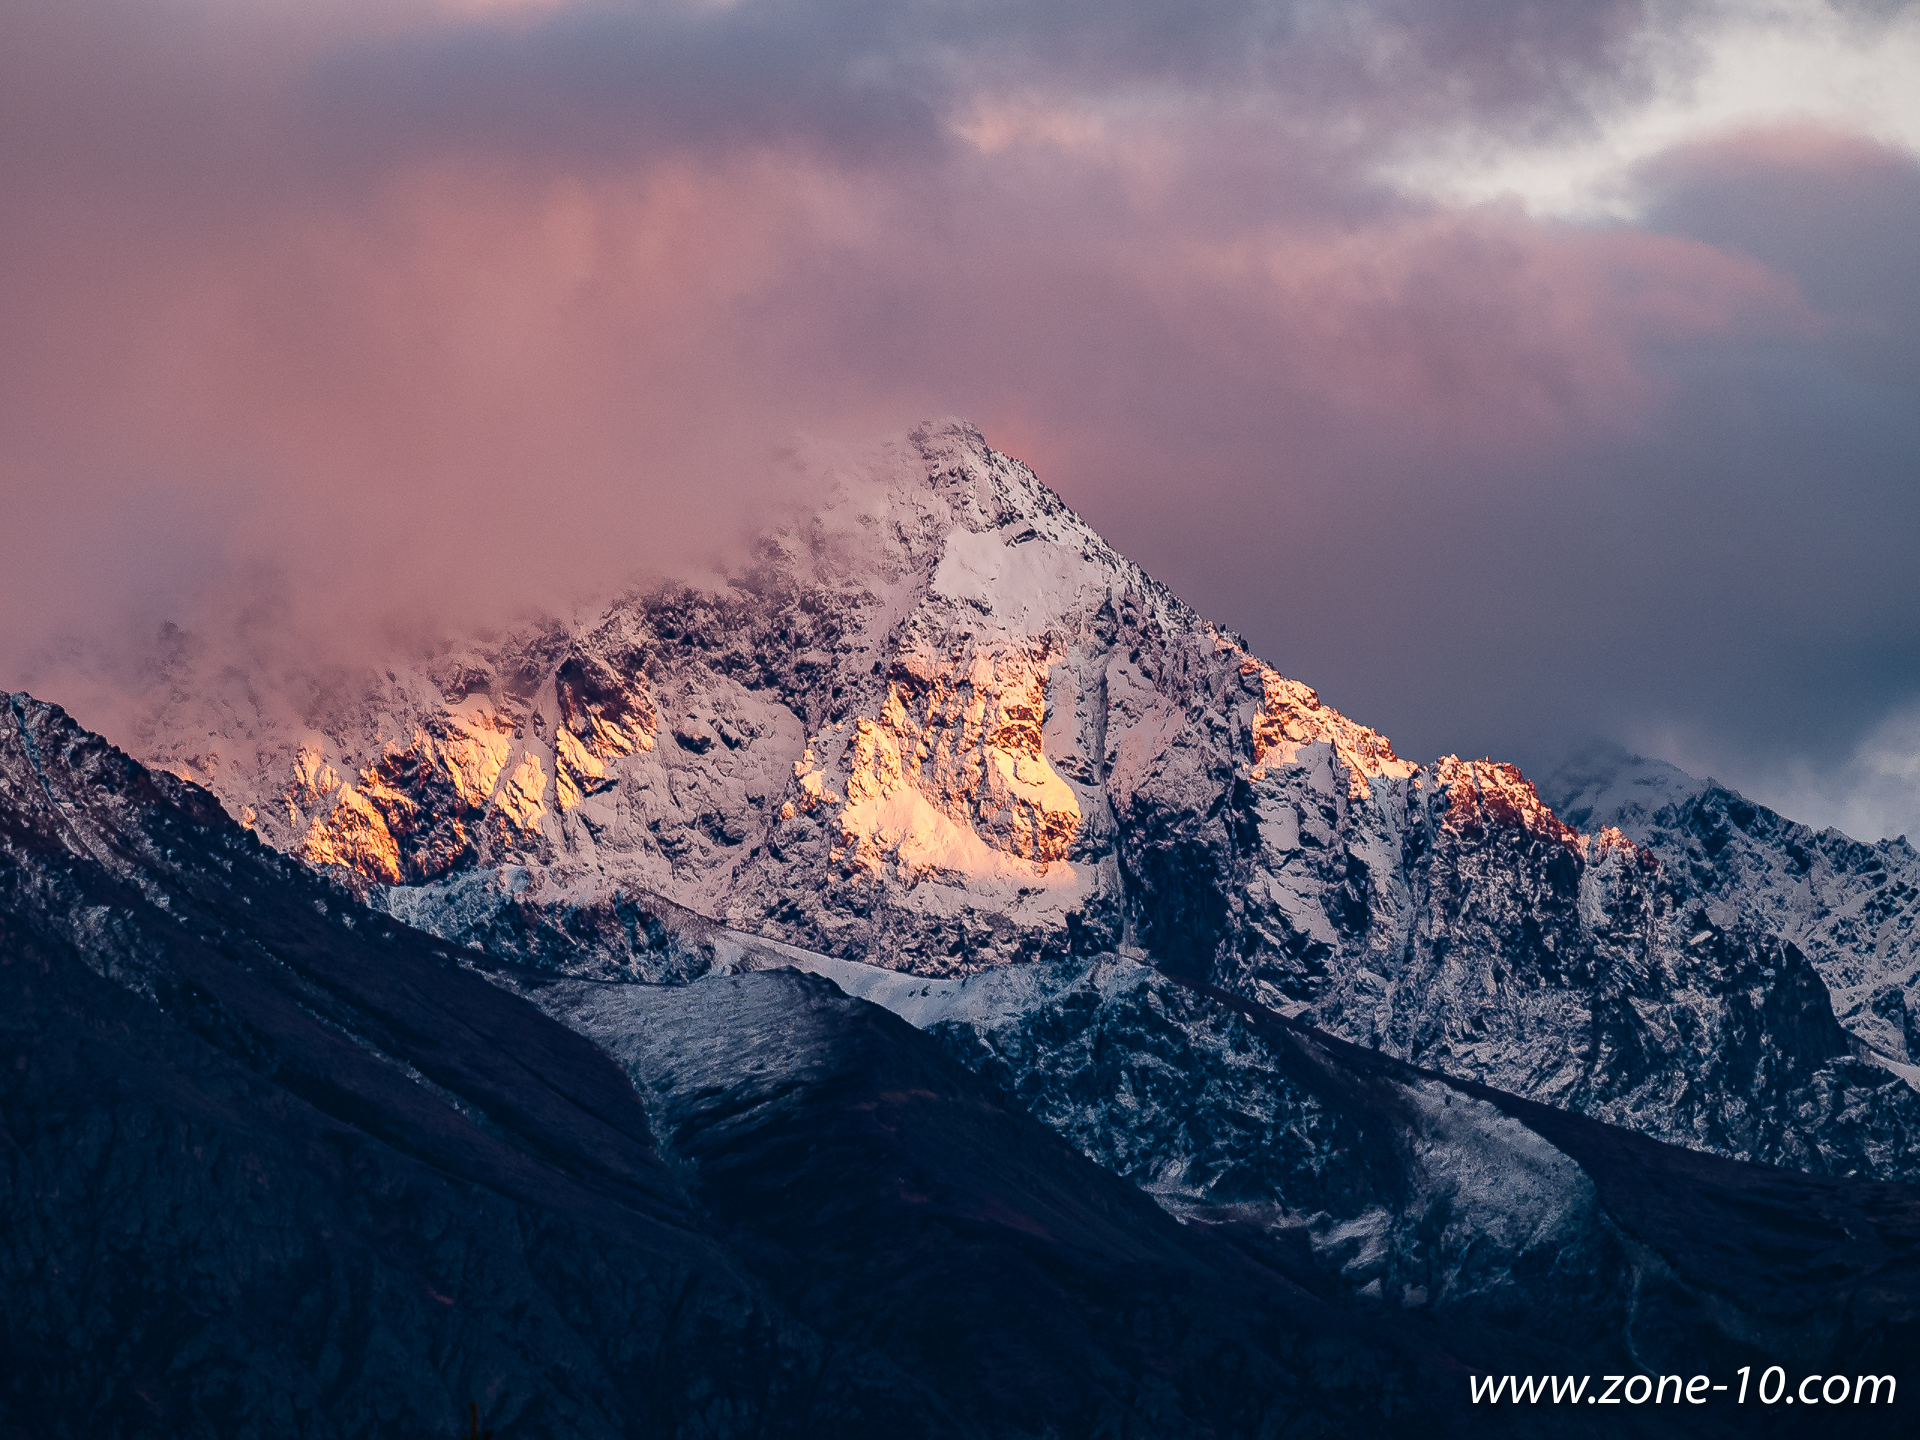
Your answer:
128,422 -> 1920,1182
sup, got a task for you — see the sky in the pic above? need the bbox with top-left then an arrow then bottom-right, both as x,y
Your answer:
1,0 -> 1917,839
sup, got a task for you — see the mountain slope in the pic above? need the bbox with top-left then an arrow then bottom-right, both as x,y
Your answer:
1546,741 -> 1920,1072
12,691 -> 1729,1439
1,693 -> 955,1439
120,422 -> 1920,1184
12,696 -> 1920,1435
746,945 -> 1920,1387
544,969 -> 1566,1439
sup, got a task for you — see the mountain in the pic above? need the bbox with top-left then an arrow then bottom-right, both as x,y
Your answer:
729,946 -> 1920,1382
0,694 -> 928,1438
124,420 -> 1920,1186
9,692 -> 1919,1438
1544,740 -> 1920,1077
0,693 -> 1546,1438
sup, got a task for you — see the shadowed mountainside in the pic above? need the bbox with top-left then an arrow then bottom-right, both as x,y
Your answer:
9,692 -> 1825,1438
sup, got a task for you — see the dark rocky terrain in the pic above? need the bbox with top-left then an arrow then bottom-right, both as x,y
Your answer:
1547,740 -> 1920,1073
0,694 -> 932,1439
8,694 -> 1920,1436
780,948 -> 1920,1371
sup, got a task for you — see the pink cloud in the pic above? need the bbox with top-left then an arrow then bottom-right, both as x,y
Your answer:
2,2 -> 1901,816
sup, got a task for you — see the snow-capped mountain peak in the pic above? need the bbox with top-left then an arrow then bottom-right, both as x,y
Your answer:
121,421 -> 1920,1182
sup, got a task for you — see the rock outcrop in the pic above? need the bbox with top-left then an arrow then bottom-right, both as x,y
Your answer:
1547,741 -> 1920,1070
119,422 -> 1920,1183
21,692 -> 1830,1439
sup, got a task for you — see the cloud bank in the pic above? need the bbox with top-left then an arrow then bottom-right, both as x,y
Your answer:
2,0 -> 1916,836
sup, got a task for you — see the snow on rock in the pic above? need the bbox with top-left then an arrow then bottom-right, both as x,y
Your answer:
1542,740 -> 1920,1072
1249,665 -> 1416,798
1543,740 -> 1707,839
119,419 -> 1920,1180
1434,756 -> 1585,852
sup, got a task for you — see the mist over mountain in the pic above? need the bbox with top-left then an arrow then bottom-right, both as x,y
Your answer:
5,0 -> 1918,843
108,424 -> 1920,1176
9,421 -> 1920,1434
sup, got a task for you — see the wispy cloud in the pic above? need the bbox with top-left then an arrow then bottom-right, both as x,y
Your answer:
2,0 -> 1916,836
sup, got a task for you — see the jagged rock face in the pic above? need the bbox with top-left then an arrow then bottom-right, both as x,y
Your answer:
122,421 -> 1920,1181
22,693 -> 1778,1440
122,423 -> 1500,990
131,421 -> 1201,971
784,948 -> 1920,1378
1107,721 -> 1920,1181
1548,744 -> 1920,1069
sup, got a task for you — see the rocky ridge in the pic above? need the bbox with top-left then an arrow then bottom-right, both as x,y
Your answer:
122,422 -> 1920,1183
0,693 -> 930,1439
720,942 -> 1920,1381
23,691 -> 1832,1439
1547,742 -> 1920,1071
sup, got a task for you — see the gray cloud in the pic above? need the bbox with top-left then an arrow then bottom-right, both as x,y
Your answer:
1138,127 -> 1920,834
3,0 -> 1917,841
294,0 -> 1696,180
306,2 -> 944,172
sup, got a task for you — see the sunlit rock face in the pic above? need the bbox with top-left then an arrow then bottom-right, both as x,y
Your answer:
127,420 -> 1920,1178
135,422 -> 1180,974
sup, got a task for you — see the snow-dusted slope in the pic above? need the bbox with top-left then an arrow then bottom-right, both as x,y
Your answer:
519,946 -> 1920,1390
1544,741 -> 1920,1070
133,419 -> 1406,978
123,421 -> 1920,1180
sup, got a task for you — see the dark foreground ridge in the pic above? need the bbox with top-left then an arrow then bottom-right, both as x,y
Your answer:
1182,968 -> 1920,1372
3,693 -> 1917,1437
